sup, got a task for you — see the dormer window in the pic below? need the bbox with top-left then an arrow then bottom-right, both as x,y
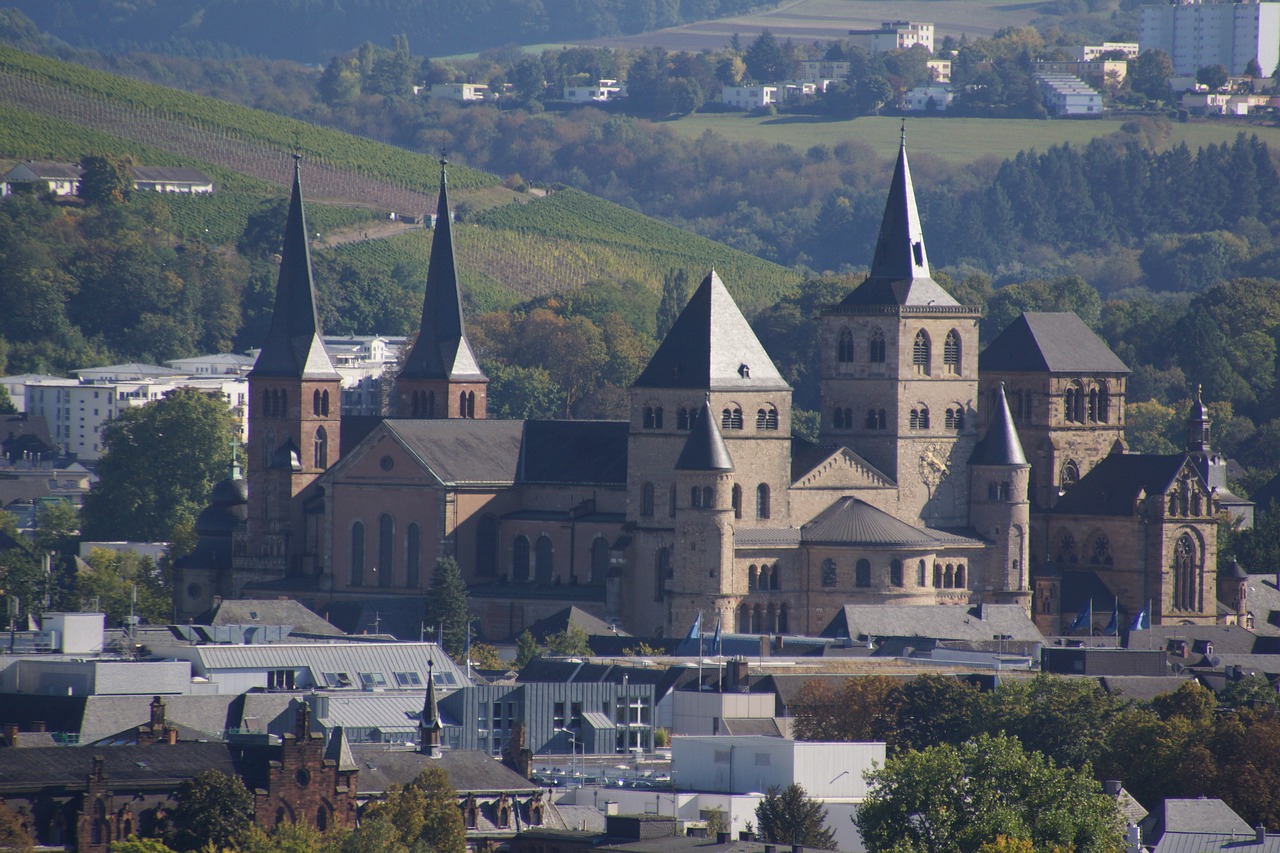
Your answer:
738,363 -> 750,378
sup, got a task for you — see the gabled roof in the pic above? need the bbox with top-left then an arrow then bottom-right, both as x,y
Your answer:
195,598 -> 346,637
0,742 -> 248,795
1053,453 -> 1193,516
131,166 -> 212,184
822,604 -> 1044,643
675,399 -> 733,471
3,161 -> 82,181
248,159 -> 339,380
351,746 -> 539,795
802,497 -> 956,547
517,606 -> 630,642
979,312 -> 1129,374
399,161 -> 486,383
633,270 -> 788,391
838,137 -> 959,309
1144,798 -> 1252,840
518,421 -> 628,484
970,382 -> 1027,466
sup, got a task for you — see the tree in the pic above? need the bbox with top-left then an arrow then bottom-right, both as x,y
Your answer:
77,154 -> 133,205
656,268 -> 691,340
167,769 -> 254,852
110,838 -> 175,853
1197,64 -> 1230,91
1245,57 -> 1263,78
33,500 -> 78,556
888,674 -> 983,752
543,626 -> 591,656
81,388 -> 237,543
0,798 -> 33,853
0,385 -> 16,416
516,630 -> 541,667
856,734 -> 1124,853
981,674 -> 1125,771
1130,49 -> 1173,102
425,557 -> 470,659
744,30 -> 792,82
792,676 -> 898,742
77,547 -> 171,626
469,642 -> 503,669
363,767 -> 465,853
755,784 -> 836,849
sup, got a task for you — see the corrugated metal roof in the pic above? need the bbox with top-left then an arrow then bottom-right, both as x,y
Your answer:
181,642 -> 469,685
313,694 -> 423,731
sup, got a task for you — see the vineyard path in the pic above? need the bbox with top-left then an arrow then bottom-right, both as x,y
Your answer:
317,219 -> 421,247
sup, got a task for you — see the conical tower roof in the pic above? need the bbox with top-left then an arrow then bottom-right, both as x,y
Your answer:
399,160 -> 486,382
970,382 -> 1027,466
676,398 -> 734,472
841,131 -> 959,309
634,270 -> 788,390
323,726 -> 358,772
249,158 -> 339,380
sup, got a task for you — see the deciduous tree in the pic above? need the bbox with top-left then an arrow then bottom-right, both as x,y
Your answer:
755,784 -> 836,849
167,769 -> 253,852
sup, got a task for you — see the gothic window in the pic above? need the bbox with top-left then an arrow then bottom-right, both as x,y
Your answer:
1063,387 -> 1077,423
838,327 -> 855,363
313,389 -> 322,415
855,559 -> 871,588
476,516 -> 498,576
732,484 -> 742,519
677,408 -> 691,430
821,559 -> 837,587
466,391 -> 476,418
749,565 -> 759,591
1174,533 -> 1198,611
641,482 -> 655,518
943,329 -> 961,375
378,514 -> 394,587
313,426 -> 328,469
1057,531 -> 1078,564
459,391 -> 467,417
406,523 -> 421,587
869,327 -> 886,363
322,389 -> 330,416
535,535 -> 554,583
913,330 -> 931,375
351,522 -> 365,587
890,559 -> 904,588
933,563 -> 942,587
917,559 -> 927,586
644,406 -> 656,429
1061,460 -> 1080,492
513,535 -> 530,582
1098,383 -> 1110,423
757,484 -> 771,519
591,536 -> 610,583
1089,535 -> 1113,566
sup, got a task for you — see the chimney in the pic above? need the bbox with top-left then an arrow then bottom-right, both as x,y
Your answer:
1103,779 -> 1121,796
764,846 -> 777,853
167,727 -> 178,745
1258,825 -> 1267,844
2,724 -> 16,744
729,659 -> 749,689
717,831 -> 730,844
773,635 -> 785,652
759,635 -> 770,657
32,721 -> 45,733
604,801 -> 619,816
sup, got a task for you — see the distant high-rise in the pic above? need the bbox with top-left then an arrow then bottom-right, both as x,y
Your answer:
1139,1 -> 1280,77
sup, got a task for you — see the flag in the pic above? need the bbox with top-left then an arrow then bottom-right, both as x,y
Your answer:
1104,598 -> 1119,636
1130,602 -> 1150,631
1068,600 -> 1092,633
686,611 -> 702,641
712,612 -> 722,655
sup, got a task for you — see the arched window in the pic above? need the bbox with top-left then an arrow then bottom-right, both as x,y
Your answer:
758,407 -> 779,430
669,483 -> 677,518
1089,535 -> 1113,566
313,426 -> 328,469
1057,531 -> 1078,564
955,565 -> 966,588
756,484 -> 771,519
855,559 -> 871,588
913,330 -> 930,375
933,563 -> 942,587
677,408 -> 691,430
1060,460 -> 1080,493
749,565 -> 759,591
1088,387 -> 1099,422
999,481 -> 1011,500
865,408 -> 885,429
378,514 -> 394,587
838,328 -> 854,363
770,564 -> 781,590
350,522 -> 365,587
943,329 -> 960,374
910,406 -> 930,430
641,483 -> 655,518
988,482 -> 999,501
654,547 -> 671,601
1063,387 -> 1076,423
313,389 -> 322,415
758,564 -> 770,591
512,535 -> 530,582
1098,383 -> 1110,423
890,559 -> 904,588
653,406 -> 663,428
869,328 -> 886,363
702,486 -> 714,507
691,486 -> 702,508
944,564 -> 954,588
406,523 -> 421,587
1175,533 -> 1198,611
644,406 -> 656,429
427,390 -> 435,418
732,484 -> 742,519
739,603 -> 752,633
778,603 -> 789,633
476,516 -> 498,577
834,408 -> 846,429
821,559 -> 837,587
721,407 -> 743,430
466,391 -> 476,418
917,560 -> 927,586
535,535 -> 554,583
590,536 -> 609,583
322,389 -> 330,416
945,407 -> 964,430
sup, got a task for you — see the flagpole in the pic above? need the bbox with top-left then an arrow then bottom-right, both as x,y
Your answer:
697,610 -> 703,691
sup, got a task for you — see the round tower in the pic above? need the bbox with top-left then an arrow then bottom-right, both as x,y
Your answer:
969,382 -> 1032,611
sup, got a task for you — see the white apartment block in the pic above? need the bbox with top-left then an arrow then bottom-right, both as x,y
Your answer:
1066,42 -> 1140,61
720,85 -> 779,109
428,82 -> 492,102
797,60 -> 852,82
1037,73 -> 1104,115
928,58 -> 953,82
848,21 -> 934,54
563,79 -> 627,102
1140,1 -> 1280,77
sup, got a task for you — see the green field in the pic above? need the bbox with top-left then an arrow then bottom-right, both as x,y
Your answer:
663,114 -> 1280,164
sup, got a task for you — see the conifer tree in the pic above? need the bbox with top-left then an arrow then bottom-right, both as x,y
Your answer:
425,557 -> 471,659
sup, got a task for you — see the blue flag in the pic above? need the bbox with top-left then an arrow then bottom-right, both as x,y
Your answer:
686,611 -> 702,641
1068,600 -> 1092,633
1104,599 -> 1119,636
1130,602 -> 1150,631
712,612 -> 722,655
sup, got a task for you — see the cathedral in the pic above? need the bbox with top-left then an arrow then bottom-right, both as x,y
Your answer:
176,142 -> 1237,640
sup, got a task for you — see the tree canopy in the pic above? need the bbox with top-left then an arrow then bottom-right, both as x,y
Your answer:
167,769 -> 254,852
424,557 -> 470,660
755,783 -> 836,849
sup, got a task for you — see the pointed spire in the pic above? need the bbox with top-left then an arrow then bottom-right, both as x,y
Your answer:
971,382 -> 1027,466
324,725 -> 358,772
249,157 -> 339,379
634,270 -> 789,390
399,158 -> 486,382
1186,384 -> 1211,452
676,397 -> 734,471
419,658 -> 442,756
841,130 -> 958,308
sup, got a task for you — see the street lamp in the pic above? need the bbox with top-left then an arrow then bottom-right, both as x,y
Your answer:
555,727 -> 579,784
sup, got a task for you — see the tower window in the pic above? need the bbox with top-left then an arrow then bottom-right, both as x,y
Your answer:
756,484 -> 771,519
677,408 -> 692,430
890,559 -> 904,588
943,330 -> 960,375
641,482 -> 655,518
913,331 -> 930,375
838,328 -> 854,363
732,484 -> 742,519
513,535 -> 530,582
350,521 -> 365,587
757,406 -> 779,430
821,559 -> 837,587
313,426 -> 328,469
945,407 -> 964,430
869,328 -> 886,363
722,407 -> 743,430
1098,384 -> 1110,423
855,559 -> 871,588
910,406 -> 930,430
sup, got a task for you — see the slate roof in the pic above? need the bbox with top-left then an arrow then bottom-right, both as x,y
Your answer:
350,746 -> 539,795
0,742 -> 250,795
399,162 -> 485,383
979,312 -> 1129,374
4,160 -> 82,180
1096,675 -> 1192,700
1144,798 -> 1252,840
248,160 -> 339,380
802,497 -> 960,547
518,421 -> 628,484
517,606 -> 630,642
734,528 -> 802,547
634,270 -> 788,391
676,399 -> 733,471
970,382 -> 1027,466
1152,833 -> 1280,853
838,139 -> 959,309
195,598 -> 346,637
822,604 -> 1044,643
131,167 -> 212,184
1053,453 -> 1190,516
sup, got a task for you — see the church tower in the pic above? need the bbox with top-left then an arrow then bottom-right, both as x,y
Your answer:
819,131 -> 979,526
669,398 -> 737,634
396,159 -> 488,419
241,157 -> 341,581
968,383 -> 1032,609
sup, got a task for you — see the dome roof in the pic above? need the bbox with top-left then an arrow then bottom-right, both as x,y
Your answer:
209,477 -> 248,507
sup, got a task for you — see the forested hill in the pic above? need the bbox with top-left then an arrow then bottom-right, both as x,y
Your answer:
7,0 -> 776,62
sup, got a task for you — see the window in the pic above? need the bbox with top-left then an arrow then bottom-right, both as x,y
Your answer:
732,484 -> 743,519
313,389 -> 322,415
838,328 -> 854,363
917,559 -> 927,586
591,536 -> 609,583
756,484 -> 771,519
955,565 -> 966,588
313,426 -> 328,468
351,522 -> 365,586
1174,533 -> 1198,611
513,535 -> 531,581
1088,388 -> 1099,422
1089,535 -> 1113,566
869,328 -> 886,363
910,406 -> 929,429
749,565 -> 758,591
644,405 -> 665,429
758,407 -> 779,430
378,514 -> 394,587
535,535 -> 554,583
406,523 -> 421,587
855,559 -> 871,588
553,702 -> 566,728
1057,531 -> 1078,564
654,548 -> 671,601
944,408 -> 963,430
644,406 -> 656,429
834,407 -> 849,429
770,564 -> 781,590
722,406 -> 743,430
394,671 -> 423,687
476,516 -> 498,577
677,408 -> 692,430
641,482 -> 655,518
358,671 -> 388,689
890,559 -> 904,587
821,559 -> 837,587
267,669 -> 295,690
1098,384 -> 1110,423
943,329 -> 960,374
691,486 -> 702,508
913,330 -> 930,375
1060,460 -> 1080,493
669,484 -> 677,518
